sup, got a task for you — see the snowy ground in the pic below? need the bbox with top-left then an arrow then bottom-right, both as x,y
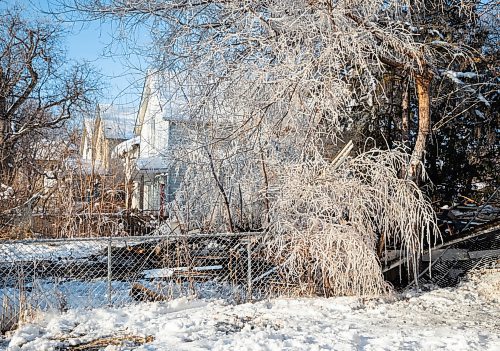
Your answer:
2,269 -> 499,351
0,237 -> 162,262
0,241 -> 108,262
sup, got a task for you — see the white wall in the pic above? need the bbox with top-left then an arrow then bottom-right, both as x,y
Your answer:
139,80 -> 170,160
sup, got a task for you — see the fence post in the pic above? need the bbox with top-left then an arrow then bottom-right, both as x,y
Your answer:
246,237 -> 252,302
107,238 -> 112,306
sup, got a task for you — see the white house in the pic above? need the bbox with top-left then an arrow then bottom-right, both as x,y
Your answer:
114,71 -> 192,215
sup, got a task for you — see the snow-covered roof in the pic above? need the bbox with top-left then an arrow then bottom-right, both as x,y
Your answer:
65,156 -> 107,175
34,138 -> 78,162
99,104 -> 137,140
136,156 -> 170,172
112,136 -> 140,158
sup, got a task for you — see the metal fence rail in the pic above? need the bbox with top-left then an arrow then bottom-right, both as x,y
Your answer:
0,233 -> 269,333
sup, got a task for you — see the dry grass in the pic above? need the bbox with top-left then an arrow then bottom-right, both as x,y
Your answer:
59,334 -> 154,350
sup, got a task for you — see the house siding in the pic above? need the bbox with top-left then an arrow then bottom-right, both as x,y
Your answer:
138,86 -> 170,160
166,122 -> 187,202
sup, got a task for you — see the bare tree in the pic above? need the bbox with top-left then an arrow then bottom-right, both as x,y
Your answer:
0,8 -> 97,187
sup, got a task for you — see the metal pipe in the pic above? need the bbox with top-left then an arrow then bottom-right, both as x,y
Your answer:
247,238 -> 252,302
2,232 -> 264,245
107,238 -> 112,306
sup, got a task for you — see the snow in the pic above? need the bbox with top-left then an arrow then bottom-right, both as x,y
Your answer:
112,136 -> 140,158
457,72 -> 478,79
441,71 -> 491,107
143,266 -> 224,279
443,70 -> 466,85
0,241 -> 107,262
477,93 -> 491,107
428,29 -> 444,39
3,269 -> 499,351
0,184 -> 14,200
65,157 -> 107,175
32,139 -> 76,162
475,109 -> 485,119
472,182 -> 488,190
0,237 -> 162,262
136,156 -> 170,171
442,70 -> 479,84
99,105 -> 137,140
147,70 -> 194,122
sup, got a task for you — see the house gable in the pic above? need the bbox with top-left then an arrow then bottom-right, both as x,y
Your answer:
136,73 -> 171,169
80,118 -> 94,161
80,104 -> 136,174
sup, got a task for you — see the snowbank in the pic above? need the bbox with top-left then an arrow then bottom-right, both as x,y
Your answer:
3,270 -> 499,350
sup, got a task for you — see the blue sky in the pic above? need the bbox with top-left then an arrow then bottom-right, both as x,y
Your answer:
2,0 -> 149,109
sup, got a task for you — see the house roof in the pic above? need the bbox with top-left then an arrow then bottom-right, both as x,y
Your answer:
112,136 -> 140,158
34,138 -> 78,162
65,156 -> 107,175
98,104 -> 137,140
146,71 -> 198,121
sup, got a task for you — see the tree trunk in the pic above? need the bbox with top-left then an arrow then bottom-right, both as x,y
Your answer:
0,118 -> 15,184
260,147 -> 270,225
409,72 -> 432,179
0,93 -> 10,183
205,146 -> 234,232
401,79 -> 410,142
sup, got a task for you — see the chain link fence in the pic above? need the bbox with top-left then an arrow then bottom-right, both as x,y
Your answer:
417,191 -> 500,287
0,232 -> 273,333
418,225 -> 500,287
2,216 -> 499,334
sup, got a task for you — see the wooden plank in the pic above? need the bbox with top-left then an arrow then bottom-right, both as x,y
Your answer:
330,140 -> 353,170
422,249 -> 470,262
